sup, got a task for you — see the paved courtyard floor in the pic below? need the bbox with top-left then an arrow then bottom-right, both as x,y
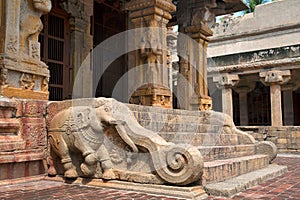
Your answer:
0,155 -> 300,200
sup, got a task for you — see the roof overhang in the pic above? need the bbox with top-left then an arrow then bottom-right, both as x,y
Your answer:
169,0 -> 248,25
213,0 -> 248,16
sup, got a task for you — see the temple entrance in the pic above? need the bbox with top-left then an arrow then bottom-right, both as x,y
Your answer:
247,82 -> 271,126
39,0 -> 70,100
92,0 -> 127,101
294,89 -> 300,125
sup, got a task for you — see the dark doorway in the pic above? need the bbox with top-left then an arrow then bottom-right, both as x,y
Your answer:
247,82 -> 271,126
39,0 -> 70,100
294,89 -> 300,125
92,0 -> 127,101
233,90 -> 240,126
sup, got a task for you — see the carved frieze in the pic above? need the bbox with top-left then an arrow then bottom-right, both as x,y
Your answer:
0,0 -> 51,99
19,73 -> 36,91
6,35 -> 18,54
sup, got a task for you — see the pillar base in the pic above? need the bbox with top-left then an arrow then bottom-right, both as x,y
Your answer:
0,55 -> 50,100
190,95 -> 212,111
130,84 -> 172,108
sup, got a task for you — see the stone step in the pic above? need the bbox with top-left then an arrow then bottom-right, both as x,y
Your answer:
140,121 -> 223,133
203,154 -> 270,184
159,132 -> 243,146
199,145 -> 256,162
204,164 -> 288,197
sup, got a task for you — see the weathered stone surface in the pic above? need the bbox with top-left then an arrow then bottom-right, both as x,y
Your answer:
0,98 -> 47,180
239,126 -> 300,153
126,0 -> 176,108
203,154 -> 269,184
204,164 -> 288,197
209,0 -> 300,57
47,98 -> 203,186
0,0 -> 51,100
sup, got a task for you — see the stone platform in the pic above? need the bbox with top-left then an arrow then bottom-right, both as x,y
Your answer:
0,98 -> 47,181
0,156 -> 298,200
128,104 -> 286,195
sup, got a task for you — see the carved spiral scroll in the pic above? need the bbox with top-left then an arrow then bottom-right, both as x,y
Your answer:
153,144 -> 203,185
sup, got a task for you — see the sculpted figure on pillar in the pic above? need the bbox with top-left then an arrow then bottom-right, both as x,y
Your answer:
140,21 -> 163,84
20,0 -> 52,59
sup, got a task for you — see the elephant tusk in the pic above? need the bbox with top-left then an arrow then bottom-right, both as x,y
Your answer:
115,124 -> 138,153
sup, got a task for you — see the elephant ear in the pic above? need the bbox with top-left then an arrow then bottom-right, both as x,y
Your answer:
76,108 -> 92,129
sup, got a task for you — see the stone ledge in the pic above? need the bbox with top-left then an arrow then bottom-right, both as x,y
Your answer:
0,175 -> 45,186
0,150 -> 45,163
45,176 -> 208,199
204,164 -> 288,197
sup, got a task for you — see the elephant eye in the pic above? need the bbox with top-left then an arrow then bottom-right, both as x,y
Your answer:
104,107 -> 110,112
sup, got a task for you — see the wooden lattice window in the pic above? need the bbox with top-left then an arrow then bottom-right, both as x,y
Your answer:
39,0 -> 70,101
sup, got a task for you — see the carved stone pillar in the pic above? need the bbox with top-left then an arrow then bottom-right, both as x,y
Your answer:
126,0 -> 176,108
260,70 -> 291,126
176,0 -> 217,111
214,74 -> 239,117
61,0 -> 93,98
167,27 -> 177,93
0,0 -> 51,100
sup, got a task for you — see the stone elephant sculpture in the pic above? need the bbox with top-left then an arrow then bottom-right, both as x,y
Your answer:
48,102 -> 138,179
48,98 -> 203,185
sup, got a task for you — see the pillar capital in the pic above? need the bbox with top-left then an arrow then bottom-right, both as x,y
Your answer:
126,0 -> 176,24
213,73 -> 239,89
259,70 -> 291,127
177,0 -> 217,39
260,70 -> 291,86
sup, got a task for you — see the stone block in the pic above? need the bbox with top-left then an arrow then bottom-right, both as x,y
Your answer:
277,139 -> 287,144
0,163 -> 11,180
20,118 -> 46,149
22,100 -> 47,118
12,162 -> 26,179
28,160 -> 45,177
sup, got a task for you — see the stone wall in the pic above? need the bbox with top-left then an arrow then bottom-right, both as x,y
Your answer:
0,99 -> 47,182
239,126 -> 300,153
208,0 -> 300,57
208,45 -> 300,68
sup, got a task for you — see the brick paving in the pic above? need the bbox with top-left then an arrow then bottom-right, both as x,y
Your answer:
0,155 -> 300,200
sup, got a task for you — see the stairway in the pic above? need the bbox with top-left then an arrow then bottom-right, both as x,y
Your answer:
128,105 -> 287,196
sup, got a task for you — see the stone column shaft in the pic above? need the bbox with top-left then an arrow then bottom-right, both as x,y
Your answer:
176,0 -> 217,111
222,88 -> 234,117
239,91 -> 248,126
126,0 -> 176,108
214,73 -> 239,117
61,0 -> 93,98
270,84 -> 282,126
260,70 -> 291,127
